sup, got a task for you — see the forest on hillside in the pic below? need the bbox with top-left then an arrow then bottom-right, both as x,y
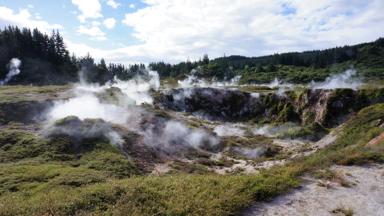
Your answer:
0,26 -> 146,85
1,26 -> 383,85
150,38 -> 384,83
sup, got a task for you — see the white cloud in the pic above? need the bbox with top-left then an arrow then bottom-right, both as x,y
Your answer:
27,4 -> 34,9
35,13 -> 42,20
71,0 -> 103,22
65,39 -> 105,58
106,0 -> 121,9
1,1 -> 383,65
65,39 -> 144,65
65,0 -> 384,65
103,18 -> 116,29
0,7 -> 62,33
91,21 -> 102,26
116,0 -> 384,63
77,25 -> 106,41
129,3 -> 135,9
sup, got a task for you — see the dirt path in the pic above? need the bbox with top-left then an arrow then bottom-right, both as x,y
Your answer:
243,164 -> 384,216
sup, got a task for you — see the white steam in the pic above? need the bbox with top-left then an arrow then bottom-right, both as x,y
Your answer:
253,125 -> 272,137
143,120 -> 219,151
310,68 -> 361,90
178,74 -> 209,88
267,78 -> 280,89
112,70 -> 160,105
178,72 -> 241,88
233,147 -> 266,159
250,92 -> 260,98
48,94 -> 133,125
213,124 -> 245,137
46,69 -> 218,151
45,118 -> 124,146
253,122 -> 302,138
48,71 -> 160,124
266,78 -> 294,97
0,58 -> 21,85
45,70 -> 159,146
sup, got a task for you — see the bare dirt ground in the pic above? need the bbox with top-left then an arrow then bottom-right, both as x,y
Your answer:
212,124 -> 343,174
243,164 -> 384,216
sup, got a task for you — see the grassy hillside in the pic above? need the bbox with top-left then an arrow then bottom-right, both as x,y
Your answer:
151,38 -> 384,83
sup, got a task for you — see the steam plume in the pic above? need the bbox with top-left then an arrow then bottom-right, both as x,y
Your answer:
214,124 -> 245,137
253,122 -> 302,138
178,70 -> 241,88
44,116 -> 124,146
45,69 -> 218,152
233,147 -> 266,159
310,68 -> 361,90
0,58 -> 21,85
143,120 -> 219,152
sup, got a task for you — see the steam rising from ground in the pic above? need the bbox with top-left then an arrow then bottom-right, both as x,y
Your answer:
48,71 -> 159,124
143,121 -> 219,152
112,71 -> 160,105
178,74 -> 208,88
253,122 -> 302,138
310,68 -> 361,90
214,124 -> 245,137
44,67 -> 361,154
48,94 -> 133,125
266,78 -> 294,97
267,78 -> 280,89
44,116 -> 124,146
233,147 -> 266,159
178,73 -> 241,88
0,58 -> 21,85
45,69 -> 218,152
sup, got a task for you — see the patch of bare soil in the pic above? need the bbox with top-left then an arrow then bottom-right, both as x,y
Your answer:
244,164 -> 384,216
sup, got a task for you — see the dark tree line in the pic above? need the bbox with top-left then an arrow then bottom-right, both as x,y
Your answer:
0,26 -> 148,85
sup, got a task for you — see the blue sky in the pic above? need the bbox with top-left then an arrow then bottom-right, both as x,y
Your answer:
0,0 -> 145,49
0,0 -> 383,65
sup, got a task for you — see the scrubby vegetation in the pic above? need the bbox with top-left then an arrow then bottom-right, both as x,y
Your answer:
0,85 -> 69,103
151,38 -> 384,83
0,102 -> 383,215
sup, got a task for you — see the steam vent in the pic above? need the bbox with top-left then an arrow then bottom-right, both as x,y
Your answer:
0,1 -> 384,215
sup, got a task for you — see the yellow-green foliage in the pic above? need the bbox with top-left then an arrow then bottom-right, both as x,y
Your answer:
80,150 -> 141,178
221,135 -> 272,148
239,60 -> 384,84
0,168 -> 298,216
0,85 -> 70,103
0,130 -> 47,162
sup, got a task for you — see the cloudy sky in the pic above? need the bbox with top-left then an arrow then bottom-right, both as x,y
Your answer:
0,0 -> 383,64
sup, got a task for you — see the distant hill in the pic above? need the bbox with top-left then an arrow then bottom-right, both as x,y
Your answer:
150,38 -> 384,83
